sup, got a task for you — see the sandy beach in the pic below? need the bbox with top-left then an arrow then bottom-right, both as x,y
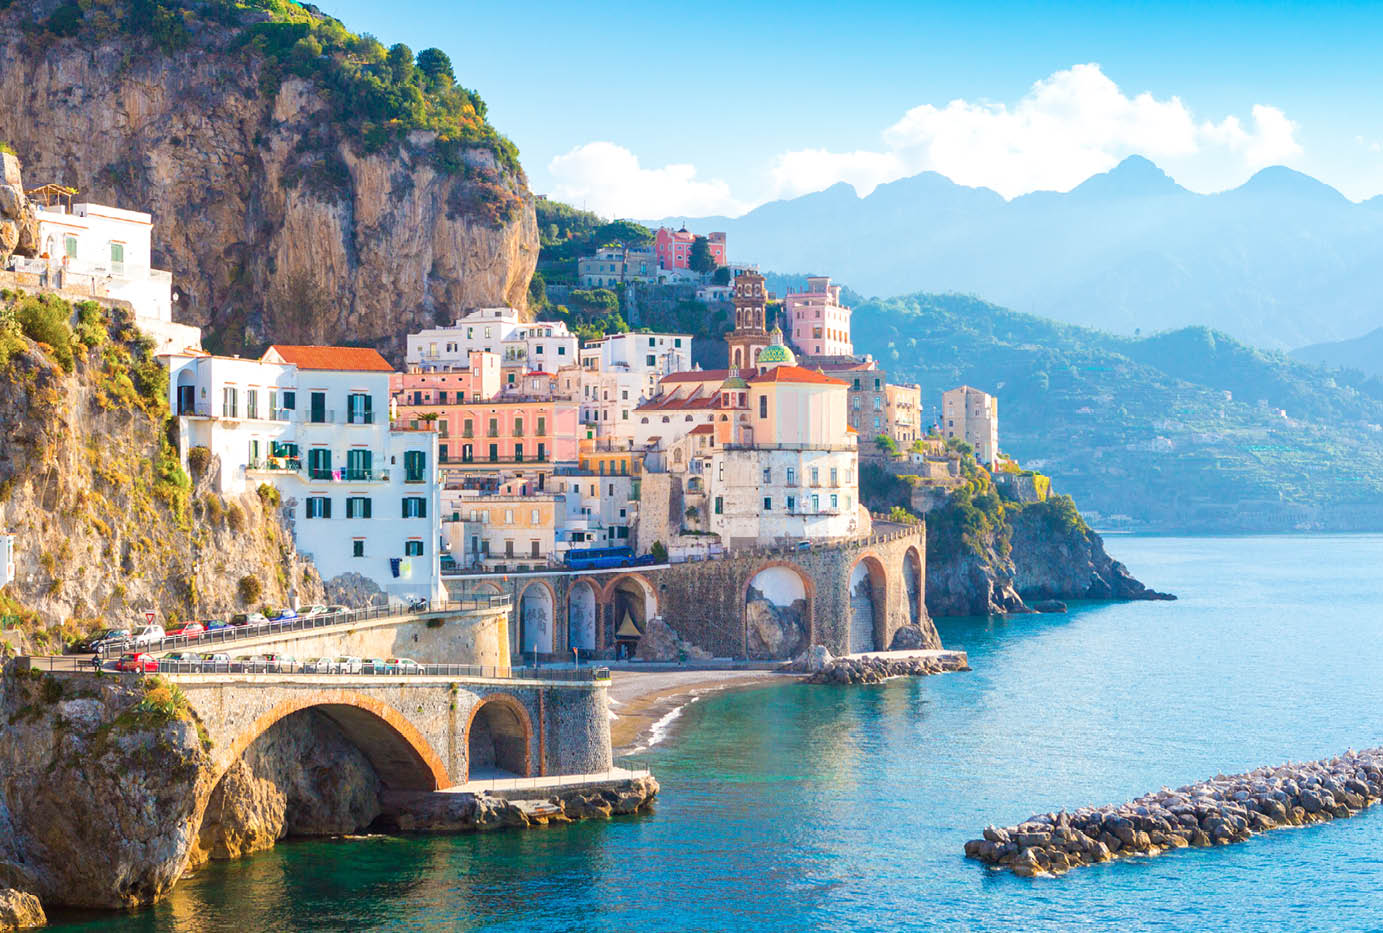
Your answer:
607,668 -> 802,756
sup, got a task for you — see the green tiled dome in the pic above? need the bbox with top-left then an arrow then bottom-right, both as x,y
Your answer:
756,343 -> 796,365
720,375 -> 750,389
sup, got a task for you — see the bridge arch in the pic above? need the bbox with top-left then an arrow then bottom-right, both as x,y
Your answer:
568,579 -> 598,652
518,580 -> 556,656
215,690 -> 448,793
848,554 -> 888,653
902,546 -> 923,627
743,561 -> 816,658
604,573 -> 657,648
465,693 -> 534,781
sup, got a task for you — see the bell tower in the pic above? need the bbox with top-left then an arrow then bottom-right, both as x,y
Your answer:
726,270 -> 770,370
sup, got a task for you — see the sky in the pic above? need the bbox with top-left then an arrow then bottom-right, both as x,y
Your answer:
316,0 -> 1383,218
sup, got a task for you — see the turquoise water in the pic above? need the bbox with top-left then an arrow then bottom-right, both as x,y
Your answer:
51,535 -> 1383,931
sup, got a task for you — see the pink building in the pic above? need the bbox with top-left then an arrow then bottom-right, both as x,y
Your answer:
390,351 -> 500,405
393,390 -> 579,469
655,226 -> 726,270
785,275 -> 853,358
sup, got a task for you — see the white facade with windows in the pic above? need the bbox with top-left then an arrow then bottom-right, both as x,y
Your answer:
581,331 -> 691,376
705,447 -> 861,549
500,321 -> 578,372
166,346 -> 442,602
406,308 -> 523,369
34,201 -> 201,354
550,471 -> 636,551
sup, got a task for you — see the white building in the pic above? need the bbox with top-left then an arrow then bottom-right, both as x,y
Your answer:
785,275 -> 852,358
581,331 -> 691,376
500,320 -> 579,376
578,246 -> 657,287
942,385 -> 999,467
33,199 -> 201,354
166,345 -> 443,602
406,308 -> 522,369
0,532 -> 13,588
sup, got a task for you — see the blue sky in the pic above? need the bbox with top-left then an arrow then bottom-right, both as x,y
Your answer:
318,0 -> 1383,216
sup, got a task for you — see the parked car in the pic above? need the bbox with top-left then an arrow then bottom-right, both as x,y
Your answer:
262,654 -> 297,671
203,653 -> 231,668
326,605 -> 350,616
76,629 -> 130,653
363,658 -> 390,673
230,612 -> 268,627
303,657 -> 331,673
115,653 -> 158,673
329,656 -> 363,674
166,621 -> 205,639
132,625 -> 165,647
204,619 -> 230,632
392,658 -> 422,674
163,652 -> 191,661
268,608 -> 298,622
301,605 -> 328,617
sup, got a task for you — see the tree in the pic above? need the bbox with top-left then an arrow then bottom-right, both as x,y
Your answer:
386,43 -> 415,85
712,265 -> 731,286
416,48 -> 454,86
874,434 -> 899,456
689,235 -> 716,274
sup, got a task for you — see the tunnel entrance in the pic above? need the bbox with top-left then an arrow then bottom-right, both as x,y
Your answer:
466,696 -> 532,781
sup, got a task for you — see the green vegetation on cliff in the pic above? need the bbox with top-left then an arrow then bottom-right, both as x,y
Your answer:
853,292 -> 1383,532
28,0 -> 518,177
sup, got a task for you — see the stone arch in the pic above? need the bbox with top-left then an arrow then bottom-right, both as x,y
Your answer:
903,546 -> 923,627
848,554 -> 887,653
568,579 -> 597,652
743,561 -> 815,659
518,580 -> 555,657
214,691 -> 448,795
465,693 -> 533,781
604,572 -> 657,627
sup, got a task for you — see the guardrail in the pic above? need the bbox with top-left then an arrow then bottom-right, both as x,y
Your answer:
28,655 -> 610,683
95,597 -> 514,658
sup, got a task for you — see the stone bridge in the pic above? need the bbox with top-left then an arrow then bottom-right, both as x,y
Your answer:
167,672 -> 612,798
445,521 -> 934,660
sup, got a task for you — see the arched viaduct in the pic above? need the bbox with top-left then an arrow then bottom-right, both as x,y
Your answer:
445,521 -> 936,660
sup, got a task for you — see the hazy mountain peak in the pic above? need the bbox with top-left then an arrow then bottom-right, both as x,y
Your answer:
1066,155 -> 1186,198
1229,165 -> 1348,202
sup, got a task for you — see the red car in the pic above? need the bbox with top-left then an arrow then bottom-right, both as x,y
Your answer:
166,622 -> 205,639
115,653 -> 159,673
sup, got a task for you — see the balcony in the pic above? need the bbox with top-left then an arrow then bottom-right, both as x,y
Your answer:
346,412 -> 376,425
297,466 -> 391,482
298,409 -> 337,425
246,458 -> 302,474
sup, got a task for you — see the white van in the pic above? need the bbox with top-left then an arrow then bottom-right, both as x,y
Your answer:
132,624 -> 165,647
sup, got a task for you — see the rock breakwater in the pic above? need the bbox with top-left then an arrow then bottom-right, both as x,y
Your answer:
965,748 -> 1383,876
380,775 -> 659,832
806,651 -> 970,685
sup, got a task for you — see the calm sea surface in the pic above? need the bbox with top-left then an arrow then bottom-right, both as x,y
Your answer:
51,535 -> 1383,932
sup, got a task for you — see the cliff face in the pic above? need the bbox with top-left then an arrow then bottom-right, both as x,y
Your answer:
0,296 -> 320,648
0,6 -> 537,357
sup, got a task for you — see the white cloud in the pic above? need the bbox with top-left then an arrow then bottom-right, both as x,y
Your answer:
768,63 -> 1303,200
545,65 -> 1306,217
547,141 -> 748,219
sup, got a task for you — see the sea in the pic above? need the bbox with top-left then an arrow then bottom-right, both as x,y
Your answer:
49,535 -> 1383,931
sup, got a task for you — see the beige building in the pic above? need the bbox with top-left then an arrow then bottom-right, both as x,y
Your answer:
942,385 -> 999,467
885,383 -> 922,447
442,491 -> 557,569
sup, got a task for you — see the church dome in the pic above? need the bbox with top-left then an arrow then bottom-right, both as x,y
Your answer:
755,327 -> 796,368
720,375 -> 749,389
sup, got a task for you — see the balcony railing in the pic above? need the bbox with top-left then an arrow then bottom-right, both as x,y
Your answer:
299,410 -> 337,425
346,412 -> 376,425
247,459 -> 302,473
300,467 -> 391,482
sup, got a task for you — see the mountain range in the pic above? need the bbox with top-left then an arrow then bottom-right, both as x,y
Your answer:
653,157 -> 1383,350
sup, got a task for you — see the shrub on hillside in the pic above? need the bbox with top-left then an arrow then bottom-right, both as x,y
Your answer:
15,296 -> 75,372
237,575 -> 262,605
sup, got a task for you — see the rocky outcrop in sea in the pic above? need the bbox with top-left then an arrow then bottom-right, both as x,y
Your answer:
803,648 -> 970,685
965,748 -> 1383,876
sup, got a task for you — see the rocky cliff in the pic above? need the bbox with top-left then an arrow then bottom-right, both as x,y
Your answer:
925,494 -> 1173,617
0,293 -> 320,649
0,0 -> 538,357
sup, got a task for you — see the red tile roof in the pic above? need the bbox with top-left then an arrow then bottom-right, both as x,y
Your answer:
748,365 -> 848,386
688,424 -> 715,435
267,345 -> 394,372
659,368 -> 755,384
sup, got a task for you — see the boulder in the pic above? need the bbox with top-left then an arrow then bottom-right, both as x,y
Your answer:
0,888 -> 44,931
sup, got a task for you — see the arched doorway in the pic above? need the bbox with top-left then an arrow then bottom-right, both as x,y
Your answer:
519,582 -> 554,656
466,695 -> 532,781
568,580 -> 597,652
848,558 -> 885,653
903,547 -> 923,627
745,564 -> 812,659
608,574 -> 656,658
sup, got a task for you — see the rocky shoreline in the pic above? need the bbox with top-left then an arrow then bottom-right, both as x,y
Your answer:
805,650 -> 971,685
965,748 -> 1383,877
380,775 -> 659,833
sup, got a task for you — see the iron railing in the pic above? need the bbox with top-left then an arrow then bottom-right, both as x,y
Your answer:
27,655 -> 610,683
95,597 -> 513,658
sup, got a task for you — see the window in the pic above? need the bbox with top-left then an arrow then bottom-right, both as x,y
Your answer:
488,418 -> 499,438
646,354 -> 656,366
345,449 -> 372,481
504,539 -> 515,558
489,443 -> 498,462
537,442 -> 546,461
463,419 -> 474,438
346,497 -> 372,519
514,444 -> 524,462
537,416 -> 546,436
306,496 -> 331,519
759,395 -> 768,418
763,497 -> 772,510
221,387 -> 237,418
439,443 -> 448,461
352,540 -> 364,557
812,494 -> 820,511
404,450 -> 426,483
281,390 -> 296,412
875,378 -> 882,390
404,540 -> 424,557
309,391 -> 327,423
762,467 -> 772,483
346,392 -> 373,424
811,467 -> 819,486
437,390 -> 448,404
830,468 -> 839,486
64,234 -> 78,259
514,417 -> 524,437
504,509 -> 514,524
246,389 -> 259,420
787,496 -> 796,511
786,467 -> 796,485
675,338 -> 682,348
308,447 -> 331,480
831,494 -> 839,509
109,241 -> 125,275
402,496 -> 427,518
